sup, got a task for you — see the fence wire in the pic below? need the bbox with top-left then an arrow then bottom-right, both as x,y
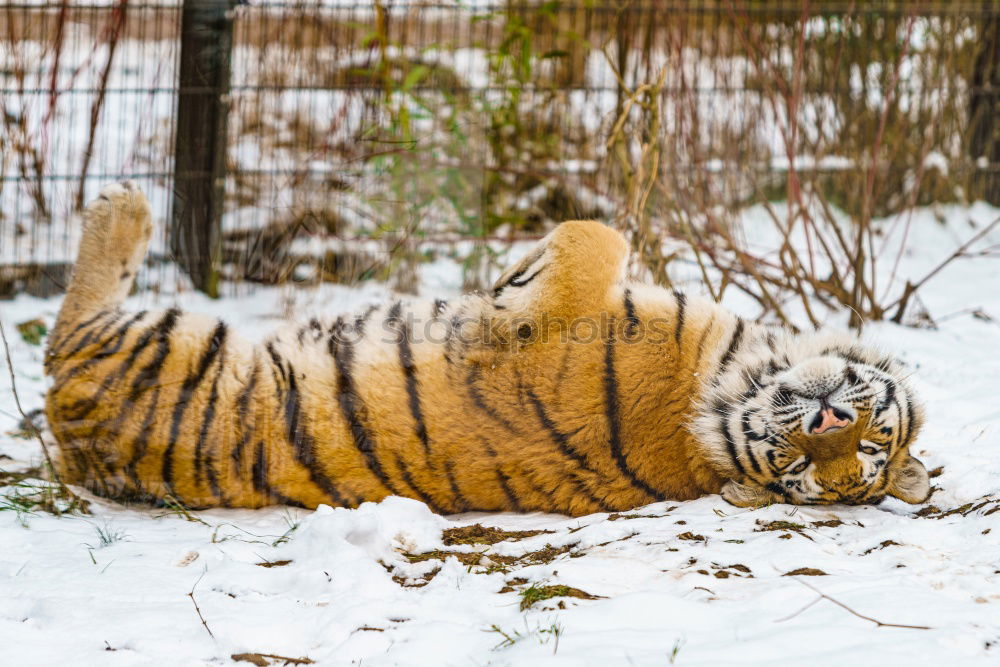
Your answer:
1,1 -> 997,298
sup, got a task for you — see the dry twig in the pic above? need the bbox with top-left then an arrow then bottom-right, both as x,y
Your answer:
776,578 -> 931,630
188,568 -> 215,640
890,215 -> 1000,323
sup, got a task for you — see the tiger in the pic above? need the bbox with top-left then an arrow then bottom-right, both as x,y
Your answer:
43,182 -> 931,516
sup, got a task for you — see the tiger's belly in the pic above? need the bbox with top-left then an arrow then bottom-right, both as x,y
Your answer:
47,314 -> 722,516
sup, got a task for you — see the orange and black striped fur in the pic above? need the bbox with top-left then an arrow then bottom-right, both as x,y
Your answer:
44,183 -> 931,516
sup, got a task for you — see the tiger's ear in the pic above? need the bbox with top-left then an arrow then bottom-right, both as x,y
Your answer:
720,480 -> 782,508
887,456 -> 931,504
491,220 -> 628,321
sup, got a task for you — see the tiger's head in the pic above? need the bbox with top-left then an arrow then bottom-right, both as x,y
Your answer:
694,329 -> 930,508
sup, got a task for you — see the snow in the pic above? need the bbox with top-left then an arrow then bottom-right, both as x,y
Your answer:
2,203 -> 1000,665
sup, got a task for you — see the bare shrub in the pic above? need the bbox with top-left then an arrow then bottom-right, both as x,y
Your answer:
604,2 -> 998,330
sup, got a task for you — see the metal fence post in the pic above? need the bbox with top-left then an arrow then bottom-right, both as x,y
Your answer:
969,12 -> 999,205
171,0 -> 235,297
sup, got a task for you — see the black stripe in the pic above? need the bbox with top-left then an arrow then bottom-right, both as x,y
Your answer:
443,313 -> 464,365
903,397 -> 915,446
251,440 -> 268,495
494,466 -> 523,512
765,448 -> 783,477
93,310 -> 149,358
120,315 -> 187,489
282,364 -> 350,506
871,468 -> 892,497
111,309 -> 177,378
511,469 -> 553,508
822,348 -> 870,367
327,315 -> 347,347
739,410 -> 770,478
390,302 -> 432,457
553,345 -> 573,392
524,386 -> 613,511
71,308 -> 179,464
875,377 -> 897,417
482,443 -> 523,512
48,309 -> 120,370
466,365 -> 518,432
740,410 -> 769,443
623,289 -> 639,337
673,291 -> 686,346
743,443 -> 763,476
888,396 -> 905,441
251,440 -> 307,508
62,310 -> 127,363
383,301 -> 403,338
353,305 -> 378,337
56,309 -> 156,419
717,318 -> 745,374
129,311 -> 186,397
720,411 -> 747,476
120,318 -> 188,486
50,310 -> 140,394
509,266 -> 543,287
195,340 -> 228,500
73,444 -> 112,495
444,460 -> 470,511
329,329 -> 399,496
46,309 -> 113,364
765,481 -> 791,501
124,384 -> 162,495
394,454 -> 446,514
265,342 -> 288,383
526,387 -> 592,471
493,263 -> 544,298
263,341 -> 286,404
603,325 -> 665,502
488,440 -> 604,514
161,319 -> 226,492
432,299 -> 448,318
692,316 -> 715,369
232,360 -> 260,469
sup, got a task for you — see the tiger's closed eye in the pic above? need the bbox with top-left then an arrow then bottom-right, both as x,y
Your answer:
858,443 -> 879,455
789,458 -> 810,474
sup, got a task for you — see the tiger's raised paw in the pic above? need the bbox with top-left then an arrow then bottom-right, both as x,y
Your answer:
84,181 -> 153,246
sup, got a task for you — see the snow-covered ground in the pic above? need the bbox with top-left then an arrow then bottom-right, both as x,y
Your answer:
1,204 -> 1000,666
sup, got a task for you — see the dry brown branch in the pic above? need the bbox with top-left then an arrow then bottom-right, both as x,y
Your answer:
188,568 -> 215,640
777,578 -> 931,630
75,0 -> 129,211
890,215 -> 1000,322
231,653 -> 314,666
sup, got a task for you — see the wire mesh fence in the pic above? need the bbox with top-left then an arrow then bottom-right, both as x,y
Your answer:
1,1 -> 998,308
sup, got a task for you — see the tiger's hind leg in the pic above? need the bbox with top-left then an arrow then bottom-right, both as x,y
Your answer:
46,183 -> 154,494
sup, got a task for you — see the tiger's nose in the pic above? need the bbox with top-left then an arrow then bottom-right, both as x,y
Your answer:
809,405 -> 852,434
